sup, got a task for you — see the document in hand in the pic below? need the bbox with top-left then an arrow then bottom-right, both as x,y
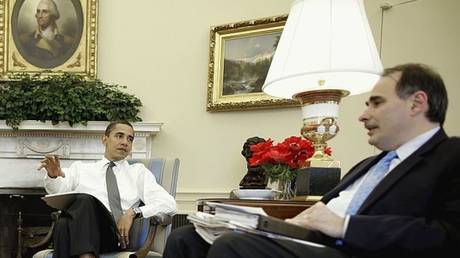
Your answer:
41,191 -> 84,210
189,203 -> 325,248
207,202 -> 319,243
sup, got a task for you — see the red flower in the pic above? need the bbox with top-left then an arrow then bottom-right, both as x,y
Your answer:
248,136 -> 330,183
249,139 -> 273,167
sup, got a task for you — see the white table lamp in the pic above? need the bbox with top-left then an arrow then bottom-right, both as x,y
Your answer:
263,0 -> 383,161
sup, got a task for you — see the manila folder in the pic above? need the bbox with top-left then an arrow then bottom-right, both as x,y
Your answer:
41,192 -> 88,210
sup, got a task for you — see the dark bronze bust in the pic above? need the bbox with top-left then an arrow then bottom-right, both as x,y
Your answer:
239,136 -> 268,189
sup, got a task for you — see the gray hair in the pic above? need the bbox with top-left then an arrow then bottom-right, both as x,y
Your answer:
37,0 -> 60,20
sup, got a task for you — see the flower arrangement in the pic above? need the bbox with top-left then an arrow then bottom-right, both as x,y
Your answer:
249,136 -> 331,184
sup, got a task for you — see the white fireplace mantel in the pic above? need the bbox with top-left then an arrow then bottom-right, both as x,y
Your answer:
0,120 -> 162,188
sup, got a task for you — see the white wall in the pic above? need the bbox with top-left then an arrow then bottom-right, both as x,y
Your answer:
97,0 -> 460,212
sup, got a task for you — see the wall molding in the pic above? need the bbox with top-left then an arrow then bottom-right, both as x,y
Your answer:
175,191 -> 230,213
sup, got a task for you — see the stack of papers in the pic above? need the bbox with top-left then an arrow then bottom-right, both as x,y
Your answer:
187,212 -> 233,244
212,202 -> 267,228
187,202 -> 325,248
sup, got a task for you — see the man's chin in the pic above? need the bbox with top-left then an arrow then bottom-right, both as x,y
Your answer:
368,138 -> 389,151
119,154 -> 129,159
368,136 -> 379,147
113,153 -> 129,161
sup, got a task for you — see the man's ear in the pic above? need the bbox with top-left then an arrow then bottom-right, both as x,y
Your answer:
102,135 -> 108,145
409,90 -> 429,116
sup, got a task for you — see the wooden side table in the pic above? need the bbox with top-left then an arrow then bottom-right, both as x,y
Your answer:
197,198 -> 317,219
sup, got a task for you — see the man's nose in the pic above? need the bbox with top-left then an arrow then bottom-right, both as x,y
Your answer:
120,137 -> 129,145
358,110 -> 369,122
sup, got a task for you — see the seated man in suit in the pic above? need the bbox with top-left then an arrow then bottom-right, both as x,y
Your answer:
39,121 -> 177,258
163,63 -> 460,258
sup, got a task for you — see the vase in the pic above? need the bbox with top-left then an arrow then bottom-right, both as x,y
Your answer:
277,178 -> 295,200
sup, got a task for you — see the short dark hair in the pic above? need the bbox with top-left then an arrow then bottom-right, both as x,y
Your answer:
383,63 -> 448,125
104,121 -> 134,136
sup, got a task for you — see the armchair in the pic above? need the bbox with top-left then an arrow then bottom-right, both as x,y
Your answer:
32,158 -> 180,258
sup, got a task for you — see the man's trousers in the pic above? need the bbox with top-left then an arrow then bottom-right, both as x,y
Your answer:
52,194 -> 120,258
163,224 -> 349,258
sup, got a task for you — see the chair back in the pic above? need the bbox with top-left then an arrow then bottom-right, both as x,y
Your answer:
128,158 -> 180,197
127,158 -> 180,255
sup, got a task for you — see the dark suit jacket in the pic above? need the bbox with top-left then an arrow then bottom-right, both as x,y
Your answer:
318,129 -> 460,258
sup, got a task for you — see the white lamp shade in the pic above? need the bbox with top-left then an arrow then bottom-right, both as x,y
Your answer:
263,0 -> 383,99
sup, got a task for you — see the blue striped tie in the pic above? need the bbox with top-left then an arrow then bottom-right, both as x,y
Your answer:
346,151 -> 398,215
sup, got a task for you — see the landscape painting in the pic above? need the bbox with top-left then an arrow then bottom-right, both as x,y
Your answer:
207,15 -> 298,112
222,33 -> 280,96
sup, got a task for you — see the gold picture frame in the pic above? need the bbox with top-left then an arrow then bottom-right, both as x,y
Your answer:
0,0 -> 98,79
207,15 -> 298,112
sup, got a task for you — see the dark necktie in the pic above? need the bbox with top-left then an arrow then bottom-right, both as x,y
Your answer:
106,161 -> 123,222
346,151 -> 398,215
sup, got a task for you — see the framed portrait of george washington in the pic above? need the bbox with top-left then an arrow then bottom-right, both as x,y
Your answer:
206,15 -> 298,112
0,0 -> 98,79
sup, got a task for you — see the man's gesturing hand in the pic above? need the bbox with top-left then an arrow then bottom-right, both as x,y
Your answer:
38,155 -> 65,178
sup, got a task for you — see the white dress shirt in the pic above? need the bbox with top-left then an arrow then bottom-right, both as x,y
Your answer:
326,126 -> 440,237
44,157 -> 177,218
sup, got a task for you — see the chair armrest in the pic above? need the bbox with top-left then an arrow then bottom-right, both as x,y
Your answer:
151,213 -> 172,226
27,211 -> 61,249
134,213 -> 172,258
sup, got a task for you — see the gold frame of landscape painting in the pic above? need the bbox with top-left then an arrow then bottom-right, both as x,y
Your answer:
207,15 -> 298,112
1,0 -> 98,79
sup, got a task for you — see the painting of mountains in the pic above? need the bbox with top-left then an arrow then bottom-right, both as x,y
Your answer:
222,33 -> 281,96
